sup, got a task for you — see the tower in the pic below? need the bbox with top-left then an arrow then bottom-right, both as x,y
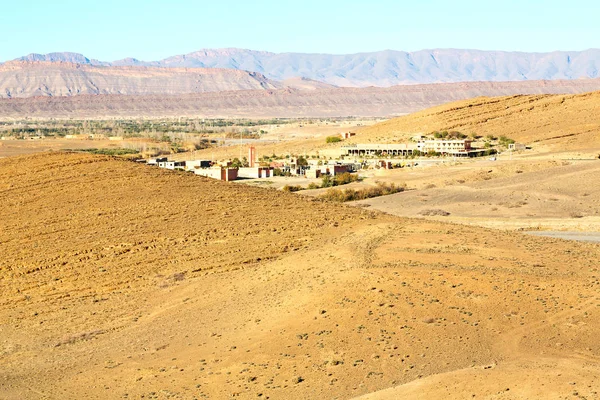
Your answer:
249,146 -> 256,167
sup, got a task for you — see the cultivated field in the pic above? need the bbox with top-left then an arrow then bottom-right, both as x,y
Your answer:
0,138 -> 129,158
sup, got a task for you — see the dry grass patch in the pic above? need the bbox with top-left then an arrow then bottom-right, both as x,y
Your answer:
319,181 -> 406,202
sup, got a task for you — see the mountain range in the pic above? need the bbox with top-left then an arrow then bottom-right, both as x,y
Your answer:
2,79 -> 600,119
9,48 -> 600,87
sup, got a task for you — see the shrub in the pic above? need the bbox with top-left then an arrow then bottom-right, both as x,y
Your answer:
448,131 -> 468,139
418,209 -> 451,216
326,136 -> 342,143
297,156 -> 309,166
282,185 -> 303,193
499,135 -> 515,146
321,175 -> 334,188
230,158 -> 247,168
318,181 -> 406,202
273,168 -> 284,176
333,172 -> 360,185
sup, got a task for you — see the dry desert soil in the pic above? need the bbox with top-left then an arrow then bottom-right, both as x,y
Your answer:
1,152 -> 600,399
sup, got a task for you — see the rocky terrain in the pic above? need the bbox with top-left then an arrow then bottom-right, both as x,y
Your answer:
11,48 -> 600,87
1,76 -> 600,118
1,152 -> 599,399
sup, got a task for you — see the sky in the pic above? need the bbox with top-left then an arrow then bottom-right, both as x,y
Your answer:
1,0 -> 599,62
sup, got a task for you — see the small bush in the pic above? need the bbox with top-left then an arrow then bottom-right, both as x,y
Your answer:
321,172 -> 360,188
499,135 -> 515,146
326,136 -> 342,143
282,185 -> 303,193
334,172 -> 360,185
418,209 -> 451,216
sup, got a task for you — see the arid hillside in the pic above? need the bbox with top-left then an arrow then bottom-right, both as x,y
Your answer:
0,61 -> 280,98
1,77 -> 600,119
354,91 -> 600,151
1,153 -> 599,399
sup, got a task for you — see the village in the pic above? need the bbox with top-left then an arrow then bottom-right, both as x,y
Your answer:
141,133 -> 514,182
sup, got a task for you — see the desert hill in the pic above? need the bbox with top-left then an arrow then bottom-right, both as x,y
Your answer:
1,152 -> 599,399
353,90 -> 600,151
0,61 -> 281,98
1,78 -> 600,119
11,48 -> 600,87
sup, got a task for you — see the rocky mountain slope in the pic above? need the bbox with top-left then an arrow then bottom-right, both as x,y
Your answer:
1,78 -> 600,118
0,61 -> 283,98
11,48 -> 600,87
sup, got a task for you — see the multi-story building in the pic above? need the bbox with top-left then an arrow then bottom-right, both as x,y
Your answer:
417,139 -> 472,155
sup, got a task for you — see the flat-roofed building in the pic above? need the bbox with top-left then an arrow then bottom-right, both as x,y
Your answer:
194,168 -> 238,181
508,143 -> 526,151
238,167 -> 273,179
417,139 -> 472,155
341,143 -> 417,157
158,161 -> 185,170
185,160 -> 212,170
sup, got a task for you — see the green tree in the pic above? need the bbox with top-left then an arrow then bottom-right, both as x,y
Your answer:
297,156 -> 308,166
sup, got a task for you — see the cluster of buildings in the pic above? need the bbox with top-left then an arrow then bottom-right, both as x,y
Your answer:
144,157 -> 241,181
142,146 -> 363,182
145,155 -> 361,182
141,136 -> 525,182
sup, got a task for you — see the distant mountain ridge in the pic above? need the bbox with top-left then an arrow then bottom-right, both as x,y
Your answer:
8,48 -> 600,87
0,62 -> 283,98
2,78 -> 600,119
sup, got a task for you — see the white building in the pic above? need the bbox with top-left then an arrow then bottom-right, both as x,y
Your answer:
158,161 -> 185,170
417,139 -> 472,154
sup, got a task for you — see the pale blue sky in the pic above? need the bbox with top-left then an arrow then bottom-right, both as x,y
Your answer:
1,0 -> 598,62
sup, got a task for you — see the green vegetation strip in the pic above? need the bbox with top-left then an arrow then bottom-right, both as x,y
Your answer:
65,148 -> 140,156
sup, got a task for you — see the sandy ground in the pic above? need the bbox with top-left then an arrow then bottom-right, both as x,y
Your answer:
1,153 -> 600,400
525,231 -> 600,243
289,157 -> 600,232
0,138 -> 135,158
